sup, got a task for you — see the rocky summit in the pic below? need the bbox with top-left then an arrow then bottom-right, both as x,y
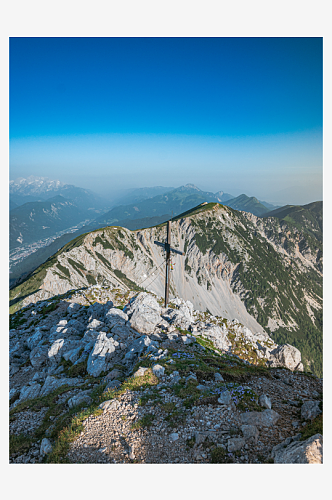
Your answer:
9,287 -> 322,464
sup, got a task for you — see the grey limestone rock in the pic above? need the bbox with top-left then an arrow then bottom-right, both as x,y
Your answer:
241,424 -> 259,443
110,324 -> 133,339
152,364 -> 165,378
105,308 -> 128,327
68,391 -> 92,409
301,400 -> 322,421
40,375 -> 82,397
26,328 -> 45,350
99,399 -> 119,412
40,438 -> 53,455
200,325 -> 231,351
17,383 -> 42,404
126,292 -> 161,334
214,372 -> 224,382
87,318 -> 105,330
228,437 -> 246,452
124,335 -> 151,363
218,390 -> 232,405
67,303 -> 81,315
134,367 -> 149,377
104,379 -> 121,391
30,345 -> 49,368
48,338 -> 81,365
87,332 -> 117,377
63,346 -> 83,364
66,319 -> 86,334
129,307 -> 161,335
272,434 -> 323,464
259,394 -> 272,409
87,301 -> 107,321
268,343 -> 302,371
240,409 -> 280,427
105,368 -> 123,381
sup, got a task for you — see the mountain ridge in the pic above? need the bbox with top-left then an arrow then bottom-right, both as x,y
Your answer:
10,202 -> 322,376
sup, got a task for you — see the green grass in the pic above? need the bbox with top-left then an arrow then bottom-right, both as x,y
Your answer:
300,414 -> 323,441
131,413 -> 155,430
210,446 -> 234,463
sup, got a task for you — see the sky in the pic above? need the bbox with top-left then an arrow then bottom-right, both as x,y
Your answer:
9,37 -> 323,205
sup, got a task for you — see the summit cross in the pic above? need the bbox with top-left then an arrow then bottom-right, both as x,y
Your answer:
154,220 -> 185,307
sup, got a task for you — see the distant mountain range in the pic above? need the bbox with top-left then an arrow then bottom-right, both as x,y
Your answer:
10,175 -> 107,211
92,184 -> 271,230
9,177 -> 300,286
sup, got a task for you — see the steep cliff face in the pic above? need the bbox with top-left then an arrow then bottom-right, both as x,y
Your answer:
10,203 -> 322,375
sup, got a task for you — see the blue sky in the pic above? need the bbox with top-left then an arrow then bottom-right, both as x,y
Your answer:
9,37 -> 322,204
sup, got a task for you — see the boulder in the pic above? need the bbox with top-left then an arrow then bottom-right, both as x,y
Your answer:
214,373 -> 224,382
48,339 -> 81,365
301,401 -> 322,421
68,392 -> 92,408
228,437 -> 245,452
152,364 -> 165,378
126,293 -> 161,334
87,301 -> 106,321
134,367 -> 149,378
169,371 -> 181,385
272,434 -> 322,464
182,335 -> 195,345
105,308 -> 128,327
40,375 -> 82,397
66,319 -> 86,334
110,325 -> 133,339
30,345 -> 49,368
87,319 -> 105,331
40,438 -> 53,456
241,424 -> 259,443
87,332 -> 117,377
240,409 -> 280,427
67,303 -> 81,315
268,343 -> 302,371
26,328 -> 45,350
259,394 -> 272,409
199,325 -> 231,351
82,329 -> 101,344
124,336 -> 151,363
62,346 -> 83,364
126,292 -> 161,316
99,399 -> 119,412
129,307 -> 161,335
218,390 -> 232,405
17,383 -> 42,403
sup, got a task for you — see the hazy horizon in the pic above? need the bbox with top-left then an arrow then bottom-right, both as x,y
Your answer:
9,37 -> 323,207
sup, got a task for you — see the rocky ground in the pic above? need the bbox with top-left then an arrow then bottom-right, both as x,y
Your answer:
9,286 -> 323,464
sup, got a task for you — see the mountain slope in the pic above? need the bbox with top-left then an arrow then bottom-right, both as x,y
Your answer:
264,201 -> 322,243
10,196 -> 90,250
223,194 -> 271,216
10,202 -> 322,376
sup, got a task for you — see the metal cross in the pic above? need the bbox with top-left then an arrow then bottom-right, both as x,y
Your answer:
154,220 -> 185,307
